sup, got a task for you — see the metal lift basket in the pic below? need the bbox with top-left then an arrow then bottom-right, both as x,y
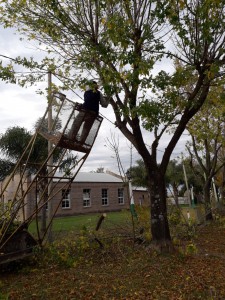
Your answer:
37,92 -> 103,153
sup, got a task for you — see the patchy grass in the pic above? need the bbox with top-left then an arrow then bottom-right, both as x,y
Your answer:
1,215 -> 225,299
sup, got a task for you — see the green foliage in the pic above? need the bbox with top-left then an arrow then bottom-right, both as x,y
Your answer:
218,216 -> 225,228
187,88 -> 225,149
165,159 -> 184,190
134,206 -> 151,242
0,292 -> 9,300
36,225 -> 129,268
164,0 -> 225,62
168,206 -> 182,226
0,53 -> 47,88
0,199 -> 22,240
1,219 -> 21,235
214,212 -> 225,228
0,127 -> 31,161
0,61 -> 16,84
138,98 -> 175,131
185,86 -> 225,211
0,126 -> 44,179
184,243 -> 198,256
0,159 -> 14,180
128,159 -> 148,188
45,230 -> 92,267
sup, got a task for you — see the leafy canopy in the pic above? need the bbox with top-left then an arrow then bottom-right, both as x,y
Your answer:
1,0 -> 225,173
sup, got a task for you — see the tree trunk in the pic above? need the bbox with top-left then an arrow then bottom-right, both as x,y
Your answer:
148,170 -> 173,253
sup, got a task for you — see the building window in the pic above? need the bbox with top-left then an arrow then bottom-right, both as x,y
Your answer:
118,188 -> 124,204
102,189 -> 108,206
83,189 -> 91,207
62,189 -> 71,209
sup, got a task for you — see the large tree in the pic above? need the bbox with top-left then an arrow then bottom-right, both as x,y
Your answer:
2,0 -> 225,250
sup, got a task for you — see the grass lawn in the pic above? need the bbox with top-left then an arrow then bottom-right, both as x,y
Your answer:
29,205 -> 205,237
28,210 -> 133,235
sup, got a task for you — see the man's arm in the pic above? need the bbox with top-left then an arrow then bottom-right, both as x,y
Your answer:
99,91 -> 109,108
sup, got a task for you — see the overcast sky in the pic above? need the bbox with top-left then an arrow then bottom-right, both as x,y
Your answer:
0,26 -> 189,174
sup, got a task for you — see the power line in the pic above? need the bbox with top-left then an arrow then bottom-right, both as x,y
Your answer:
99,112 -> 115,125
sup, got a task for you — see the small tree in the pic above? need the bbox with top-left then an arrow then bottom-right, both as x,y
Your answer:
186,94 -> 225,219
94,167 -> 105,173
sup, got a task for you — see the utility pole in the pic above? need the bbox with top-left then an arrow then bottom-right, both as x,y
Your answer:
182,156 -> 191,207
212,177 -> 219,205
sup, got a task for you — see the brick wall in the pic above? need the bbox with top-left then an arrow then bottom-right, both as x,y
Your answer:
132,190 -> 150,207
51,181 -> 129,216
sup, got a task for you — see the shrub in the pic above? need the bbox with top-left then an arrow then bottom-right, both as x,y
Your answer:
133,206 -> 151,243
168,206 -> 197,241
185,243 -> 198,255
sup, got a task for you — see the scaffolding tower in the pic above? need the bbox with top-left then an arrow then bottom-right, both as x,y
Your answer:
0,92 -> 103,264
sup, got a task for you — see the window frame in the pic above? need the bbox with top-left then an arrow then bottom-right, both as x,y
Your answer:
83,189 -> 91,207
62,189 -> 71,209
118,188 -> 124,205
101,188 -> 108,206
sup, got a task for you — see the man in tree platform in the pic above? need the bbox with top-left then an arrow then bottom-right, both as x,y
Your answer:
67,81 -> 108,145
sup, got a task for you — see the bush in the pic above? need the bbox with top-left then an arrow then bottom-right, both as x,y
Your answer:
168,206 -> 197,241
133,206 -> 151,243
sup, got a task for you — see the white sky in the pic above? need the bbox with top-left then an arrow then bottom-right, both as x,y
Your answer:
0,26 -> 189,173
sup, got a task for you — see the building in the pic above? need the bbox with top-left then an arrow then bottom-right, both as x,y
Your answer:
0,170 -> 151,223
132,186 -> 150,207
47,172 -> 130,216
1,172 -> 129,221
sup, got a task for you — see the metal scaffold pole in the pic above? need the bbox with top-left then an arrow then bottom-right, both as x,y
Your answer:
47,71 -> 53,242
